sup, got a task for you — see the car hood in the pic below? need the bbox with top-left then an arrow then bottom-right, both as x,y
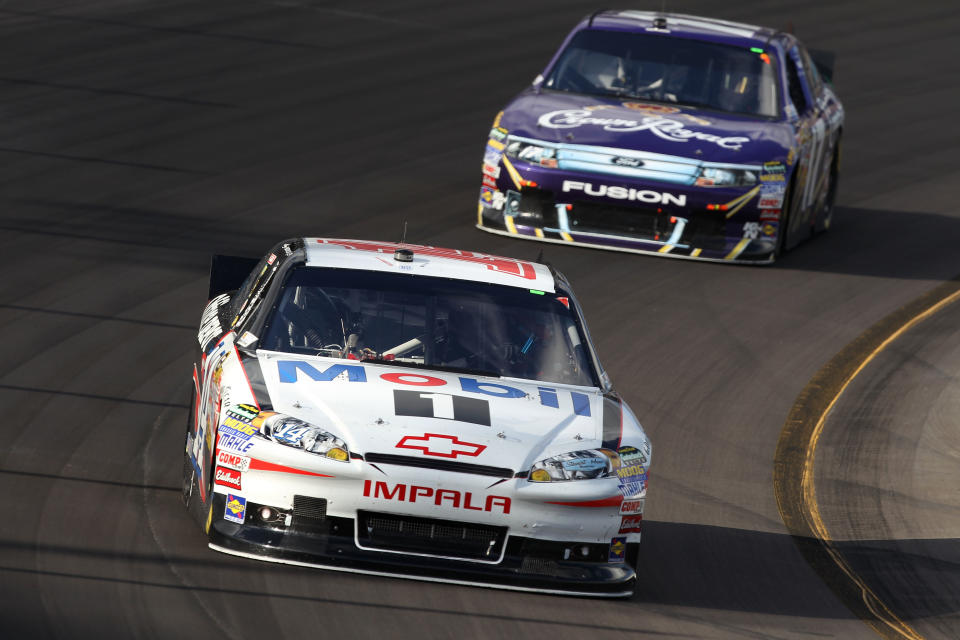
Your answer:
499,89 -> 793,163
256,352 -> 642,474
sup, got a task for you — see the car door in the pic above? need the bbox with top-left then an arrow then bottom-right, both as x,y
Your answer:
783,44 -> 826,244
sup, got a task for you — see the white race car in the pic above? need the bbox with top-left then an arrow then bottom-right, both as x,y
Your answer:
183,238 -> 651,596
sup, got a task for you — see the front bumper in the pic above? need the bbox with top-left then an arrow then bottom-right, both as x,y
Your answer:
477,156 -> 781,264
207,492 -> 639,596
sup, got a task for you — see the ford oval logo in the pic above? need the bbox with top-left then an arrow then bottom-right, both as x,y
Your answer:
611,156 -> 643,167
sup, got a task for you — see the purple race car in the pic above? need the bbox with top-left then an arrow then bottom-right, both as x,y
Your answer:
476,11 -> 843,263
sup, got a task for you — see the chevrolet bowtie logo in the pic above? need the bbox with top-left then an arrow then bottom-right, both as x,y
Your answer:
395,433 -> 487,458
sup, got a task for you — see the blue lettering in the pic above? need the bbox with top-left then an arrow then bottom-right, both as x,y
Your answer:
459,377 -> 525,398
538,387 -> 559,408
278,361 -> 367,383
571,391 -> 591,417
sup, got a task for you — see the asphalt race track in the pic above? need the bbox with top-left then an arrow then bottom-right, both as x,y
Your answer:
1,1 -> 959,638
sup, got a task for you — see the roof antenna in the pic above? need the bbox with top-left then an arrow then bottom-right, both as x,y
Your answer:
394,221 -> 414,262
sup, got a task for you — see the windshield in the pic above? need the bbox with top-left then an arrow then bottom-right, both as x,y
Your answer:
544,29 -> 779,117
260,267 -> 597,387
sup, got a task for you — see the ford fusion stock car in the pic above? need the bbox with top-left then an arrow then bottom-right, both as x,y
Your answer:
183,238 -> 651,596
477,10 -> 843,263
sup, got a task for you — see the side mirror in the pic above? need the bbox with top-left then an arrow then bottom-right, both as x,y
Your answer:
808,49 -> 836,84
209,254 -> 259,300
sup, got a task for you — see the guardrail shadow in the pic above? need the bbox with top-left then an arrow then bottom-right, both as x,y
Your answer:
777,205 -> 960,280
637,520 -> 960,629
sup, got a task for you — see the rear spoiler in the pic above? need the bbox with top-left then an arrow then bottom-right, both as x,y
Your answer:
809,48 -> 836,84
209,254 -> 259,300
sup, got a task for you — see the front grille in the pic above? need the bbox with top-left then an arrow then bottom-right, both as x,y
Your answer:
293,495 -> 327,520
357,511 -> 507,561
364,453 -> 513,478
566,201 -> 724,242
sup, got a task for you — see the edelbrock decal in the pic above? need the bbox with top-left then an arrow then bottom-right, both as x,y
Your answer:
538,109 -> 751,150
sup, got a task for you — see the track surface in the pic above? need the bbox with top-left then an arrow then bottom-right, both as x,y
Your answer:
1,1 -> 959,638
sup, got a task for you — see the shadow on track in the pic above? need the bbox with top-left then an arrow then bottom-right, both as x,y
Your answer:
639,521 -> 960,624
776,206 -> 960,280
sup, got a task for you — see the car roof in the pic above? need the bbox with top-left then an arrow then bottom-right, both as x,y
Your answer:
303,238 -> 557,293
583,10 -> 779,48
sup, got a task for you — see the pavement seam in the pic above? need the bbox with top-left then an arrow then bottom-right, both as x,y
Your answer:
773,275 -> 960,640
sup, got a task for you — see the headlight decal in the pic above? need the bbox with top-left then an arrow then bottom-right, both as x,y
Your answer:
529,449 -> 617,482
261,414 -> 351,462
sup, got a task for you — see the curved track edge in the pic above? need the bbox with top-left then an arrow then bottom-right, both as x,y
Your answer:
773,275 -> 960,640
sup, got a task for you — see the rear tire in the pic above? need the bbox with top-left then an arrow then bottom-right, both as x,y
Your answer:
816,141 -> 841,233
773,182 -> 793,260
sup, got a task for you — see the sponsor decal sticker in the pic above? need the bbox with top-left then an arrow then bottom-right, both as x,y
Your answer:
759,196 -> 784,209
483,148 -> 502,167
759,209 -> 781,221
197,293 -> 230,349
742,222 -> 761,239
618,445 -> 646,465
226,404 -> 259,421
619,515 -> 643,534
762,222 -> 778,237
217,449 -> 250,472
396,433 -> 486,458
616,446 -> 647,498
362,480 -> 510,513
760,182 -> 785,196
215,466 -> 241,490
538,109 -> 750,150
393,390 -> 491,426
620,498 -> 644,515
278,362 -> 592,416
608,536 -> 627,563
224,494 -> 246,523
489,127 -> 508,142
760,173 -> 785,182
482,163 -> 501,179
482,175 -> 498,188
562,180 -> 686,206
562,454 -> 607,472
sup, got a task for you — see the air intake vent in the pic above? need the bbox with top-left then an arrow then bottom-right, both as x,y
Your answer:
364,453 -> 513,478
357,511 -> 507,561
293,495 -> 327,520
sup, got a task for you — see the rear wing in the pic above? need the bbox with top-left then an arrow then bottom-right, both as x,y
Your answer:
208,254 -> 259,300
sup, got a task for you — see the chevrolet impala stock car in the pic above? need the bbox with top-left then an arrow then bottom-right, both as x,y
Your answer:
182,238 -> 651,596
477,10 -> 844,263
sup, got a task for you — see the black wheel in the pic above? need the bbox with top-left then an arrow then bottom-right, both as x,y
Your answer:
773,181 -> 794,260
182,386 -> 197,506
816,141 -> 840,233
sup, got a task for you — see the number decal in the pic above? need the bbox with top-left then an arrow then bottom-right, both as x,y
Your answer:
393,390 -> 491,426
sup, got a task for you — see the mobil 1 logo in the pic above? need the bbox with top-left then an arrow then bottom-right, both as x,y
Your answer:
393,390 -> 491,426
